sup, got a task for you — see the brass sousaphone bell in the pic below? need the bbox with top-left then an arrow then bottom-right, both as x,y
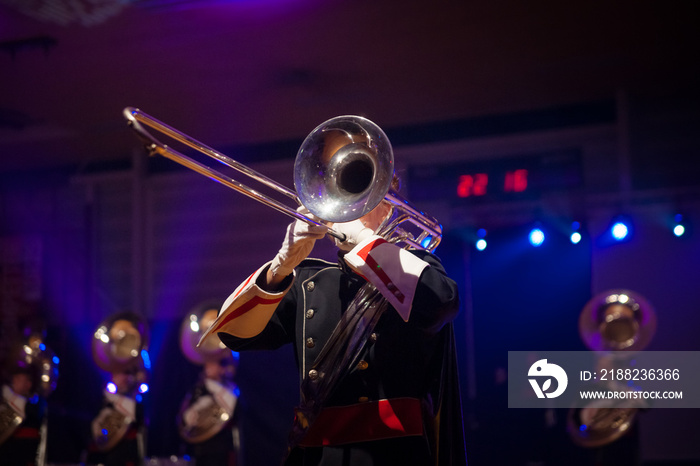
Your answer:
568,289 -> 656,447
578,289 -> 656,353
179,301 -> 230,366
92,311 -> 149,375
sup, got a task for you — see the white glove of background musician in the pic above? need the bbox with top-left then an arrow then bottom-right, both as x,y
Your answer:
332,218 -> 376,252
269,207 -> 328,278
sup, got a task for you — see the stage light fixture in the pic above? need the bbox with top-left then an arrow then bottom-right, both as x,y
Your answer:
529,228 -> 545,247
475,228 -> 487,250
611,221 -> 630,241
673,214 -> 686,237
570,221 -> 582,244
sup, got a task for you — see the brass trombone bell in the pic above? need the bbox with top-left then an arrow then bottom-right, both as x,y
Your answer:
294,115 -> 393,223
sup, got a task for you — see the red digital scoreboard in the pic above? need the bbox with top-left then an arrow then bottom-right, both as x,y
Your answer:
456,168 -> 529,198
407,150 -> 583,203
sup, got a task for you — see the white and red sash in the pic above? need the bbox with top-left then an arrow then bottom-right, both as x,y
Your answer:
343,235 -> 429,322
199,237 -> 429,343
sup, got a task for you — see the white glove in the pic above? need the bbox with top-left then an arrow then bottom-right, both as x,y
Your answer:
269,207 -> 328,278
332,219 -> 376,252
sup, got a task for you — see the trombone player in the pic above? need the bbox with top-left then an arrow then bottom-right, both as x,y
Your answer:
199,118 -> 467,465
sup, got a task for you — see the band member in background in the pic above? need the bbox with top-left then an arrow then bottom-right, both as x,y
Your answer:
0,330 -> 57,466
87,311 -> 149,466
179,355 -> 241,466
86,364 -> 147,466
178,302 -> 242,465
200,170 -> 467,465
0,364 -> 46,466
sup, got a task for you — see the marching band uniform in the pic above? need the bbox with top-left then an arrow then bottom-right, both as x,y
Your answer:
180,374 -> 240,466
178,302 -> 242,465
87,311 -> 149,466
87,386 -> 145,466
0,380 -> 46,466
202,212 -> 467,465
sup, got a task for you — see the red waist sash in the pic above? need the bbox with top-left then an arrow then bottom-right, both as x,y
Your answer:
299,397 -> 423,447
13,426 -> 40,439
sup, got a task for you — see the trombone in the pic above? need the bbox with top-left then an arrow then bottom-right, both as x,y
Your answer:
122,107 -> 442,251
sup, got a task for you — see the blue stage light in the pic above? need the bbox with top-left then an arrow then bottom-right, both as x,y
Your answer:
570,221 -> 582,244
611,222 -> 629,241
673,214 -> 686,237
139,383 -> 149,394
106,382 -> 117,394
141,349 -> 151,369
529,228 -> 545,247
475,228 -> 487,250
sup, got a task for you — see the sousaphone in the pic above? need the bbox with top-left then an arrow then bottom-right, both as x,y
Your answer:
90,311 -> 149,452
0,332 -> 58,447
568,289 -> 656,447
